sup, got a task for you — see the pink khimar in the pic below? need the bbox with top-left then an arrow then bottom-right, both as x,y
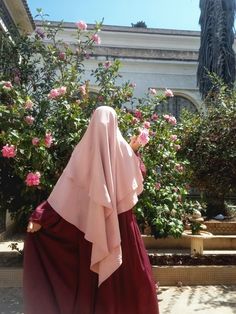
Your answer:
47,106 -> 143,286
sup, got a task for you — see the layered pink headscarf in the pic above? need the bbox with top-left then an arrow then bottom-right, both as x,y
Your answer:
47,106 -> 143,285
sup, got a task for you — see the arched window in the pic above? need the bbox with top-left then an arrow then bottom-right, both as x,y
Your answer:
156,95 -> 197,120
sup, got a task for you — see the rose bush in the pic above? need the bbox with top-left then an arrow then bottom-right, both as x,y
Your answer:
0,13 -> 192,237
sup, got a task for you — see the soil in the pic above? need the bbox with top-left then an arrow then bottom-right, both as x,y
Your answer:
149,254 -> 236,266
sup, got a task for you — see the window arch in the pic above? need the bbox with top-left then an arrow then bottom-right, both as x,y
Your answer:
156,95 -> 198,120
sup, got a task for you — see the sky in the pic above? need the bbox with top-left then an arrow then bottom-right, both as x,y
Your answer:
27,0 -> 201,31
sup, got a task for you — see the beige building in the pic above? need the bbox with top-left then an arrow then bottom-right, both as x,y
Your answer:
46,21 -> 204,117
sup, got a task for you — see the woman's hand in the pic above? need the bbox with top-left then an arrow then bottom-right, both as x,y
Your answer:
27,221 -> 42,233
129,135 -> 142,152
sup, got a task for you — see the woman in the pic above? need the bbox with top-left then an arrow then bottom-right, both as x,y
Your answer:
23,106 -> 159,314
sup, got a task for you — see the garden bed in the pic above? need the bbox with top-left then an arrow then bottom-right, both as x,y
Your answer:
149,253 -> 236,266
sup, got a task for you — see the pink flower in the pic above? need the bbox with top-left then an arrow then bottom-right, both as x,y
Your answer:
163,114 -> 170,121
131,117 -> 138,125
163,114 -> 177,126
149,88 -> 157,95
58,86 -> 67,96
134,110 -> 142,120
44,132 -> 53,148
170,134 -> 178,141
58,52 -> 66,61
48,88 -> 60,99
98,95 -> 104,102
155,182 -> 161,190
25,115 -> 34,125
79,85 -> 87,96
25,171 -> 41,187
32,137 -> 40,146
174,144 -> 181,151
76,20 -> 87,30
2,81 -> 13,90
143,121 -> 150,129
104,61 -> 112,68
165,89 -> 174,97
175,163 -> 184,173
48,87 -> 67,99
169,116 -> 177,126
24,99 -> 33,110
91,34 -> 101,44
137,129 -> 150,146
1,144 -> 16,158
151,113 -> 159,121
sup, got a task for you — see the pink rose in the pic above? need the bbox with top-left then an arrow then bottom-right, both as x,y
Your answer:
58,86 -> 67,96
170,134 -> 178,141
134,110 -> 142,120
151,113 -> 159,121
131,117 -> 138,125
32,137 -> 40,146
2,81 -> 13,90
174,144 -> 181,151
143,121 -> 150,129
163,114 -> 177,126
91,34 -> 101,44
25,115 -> 34,125
1,144 -> 16,158
48,88 -> 60,99
44,132 -> 53,148
79,85 -> 87,96
76,21 -> 87,30
24,99 -> 33,110
149,88 -> 157,95
155,182 -> 161,190
175,163 -> 184,173
25,171 -> 41,187
137,129 -> 150,146
165,89 -> 174,97
163,114 -> 170,121
98,95 -> 104,102
169,116 -> 177,126
149,130 -> 156,137
104,61 -> 112,68
58,52 -> 66,61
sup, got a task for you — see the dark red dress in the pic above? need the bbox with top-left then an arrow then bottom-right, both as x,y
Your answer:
23,201 -> 158,314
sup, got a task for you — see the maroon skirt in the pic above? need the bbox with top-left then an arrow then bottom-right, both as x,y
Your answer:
23,202 -> 159,314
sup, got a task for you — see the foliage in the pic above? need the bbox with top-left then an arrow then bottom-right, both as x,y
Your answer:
131,21 -> 147,28
0,15 -> 191,237
179,84 -> 236,216
197,0 -> 236,99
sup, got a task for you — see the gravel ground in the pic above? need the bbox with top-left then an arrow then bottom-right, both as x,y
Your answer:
1,286 -> 236,314
0,288 -> 23,314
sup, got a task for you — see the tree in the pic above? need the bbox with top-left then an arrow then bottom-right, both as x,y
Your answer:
197,0 -> 236,99
131,21 -> 147,28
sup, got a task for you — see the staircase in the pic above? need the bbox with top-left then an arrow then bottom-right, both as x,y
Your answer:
0,220 -> 236,287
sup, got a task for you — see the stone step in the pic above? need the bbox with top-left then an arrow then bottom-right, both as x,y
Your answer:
1,264 -> 236,287
142,234 -> 236,250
